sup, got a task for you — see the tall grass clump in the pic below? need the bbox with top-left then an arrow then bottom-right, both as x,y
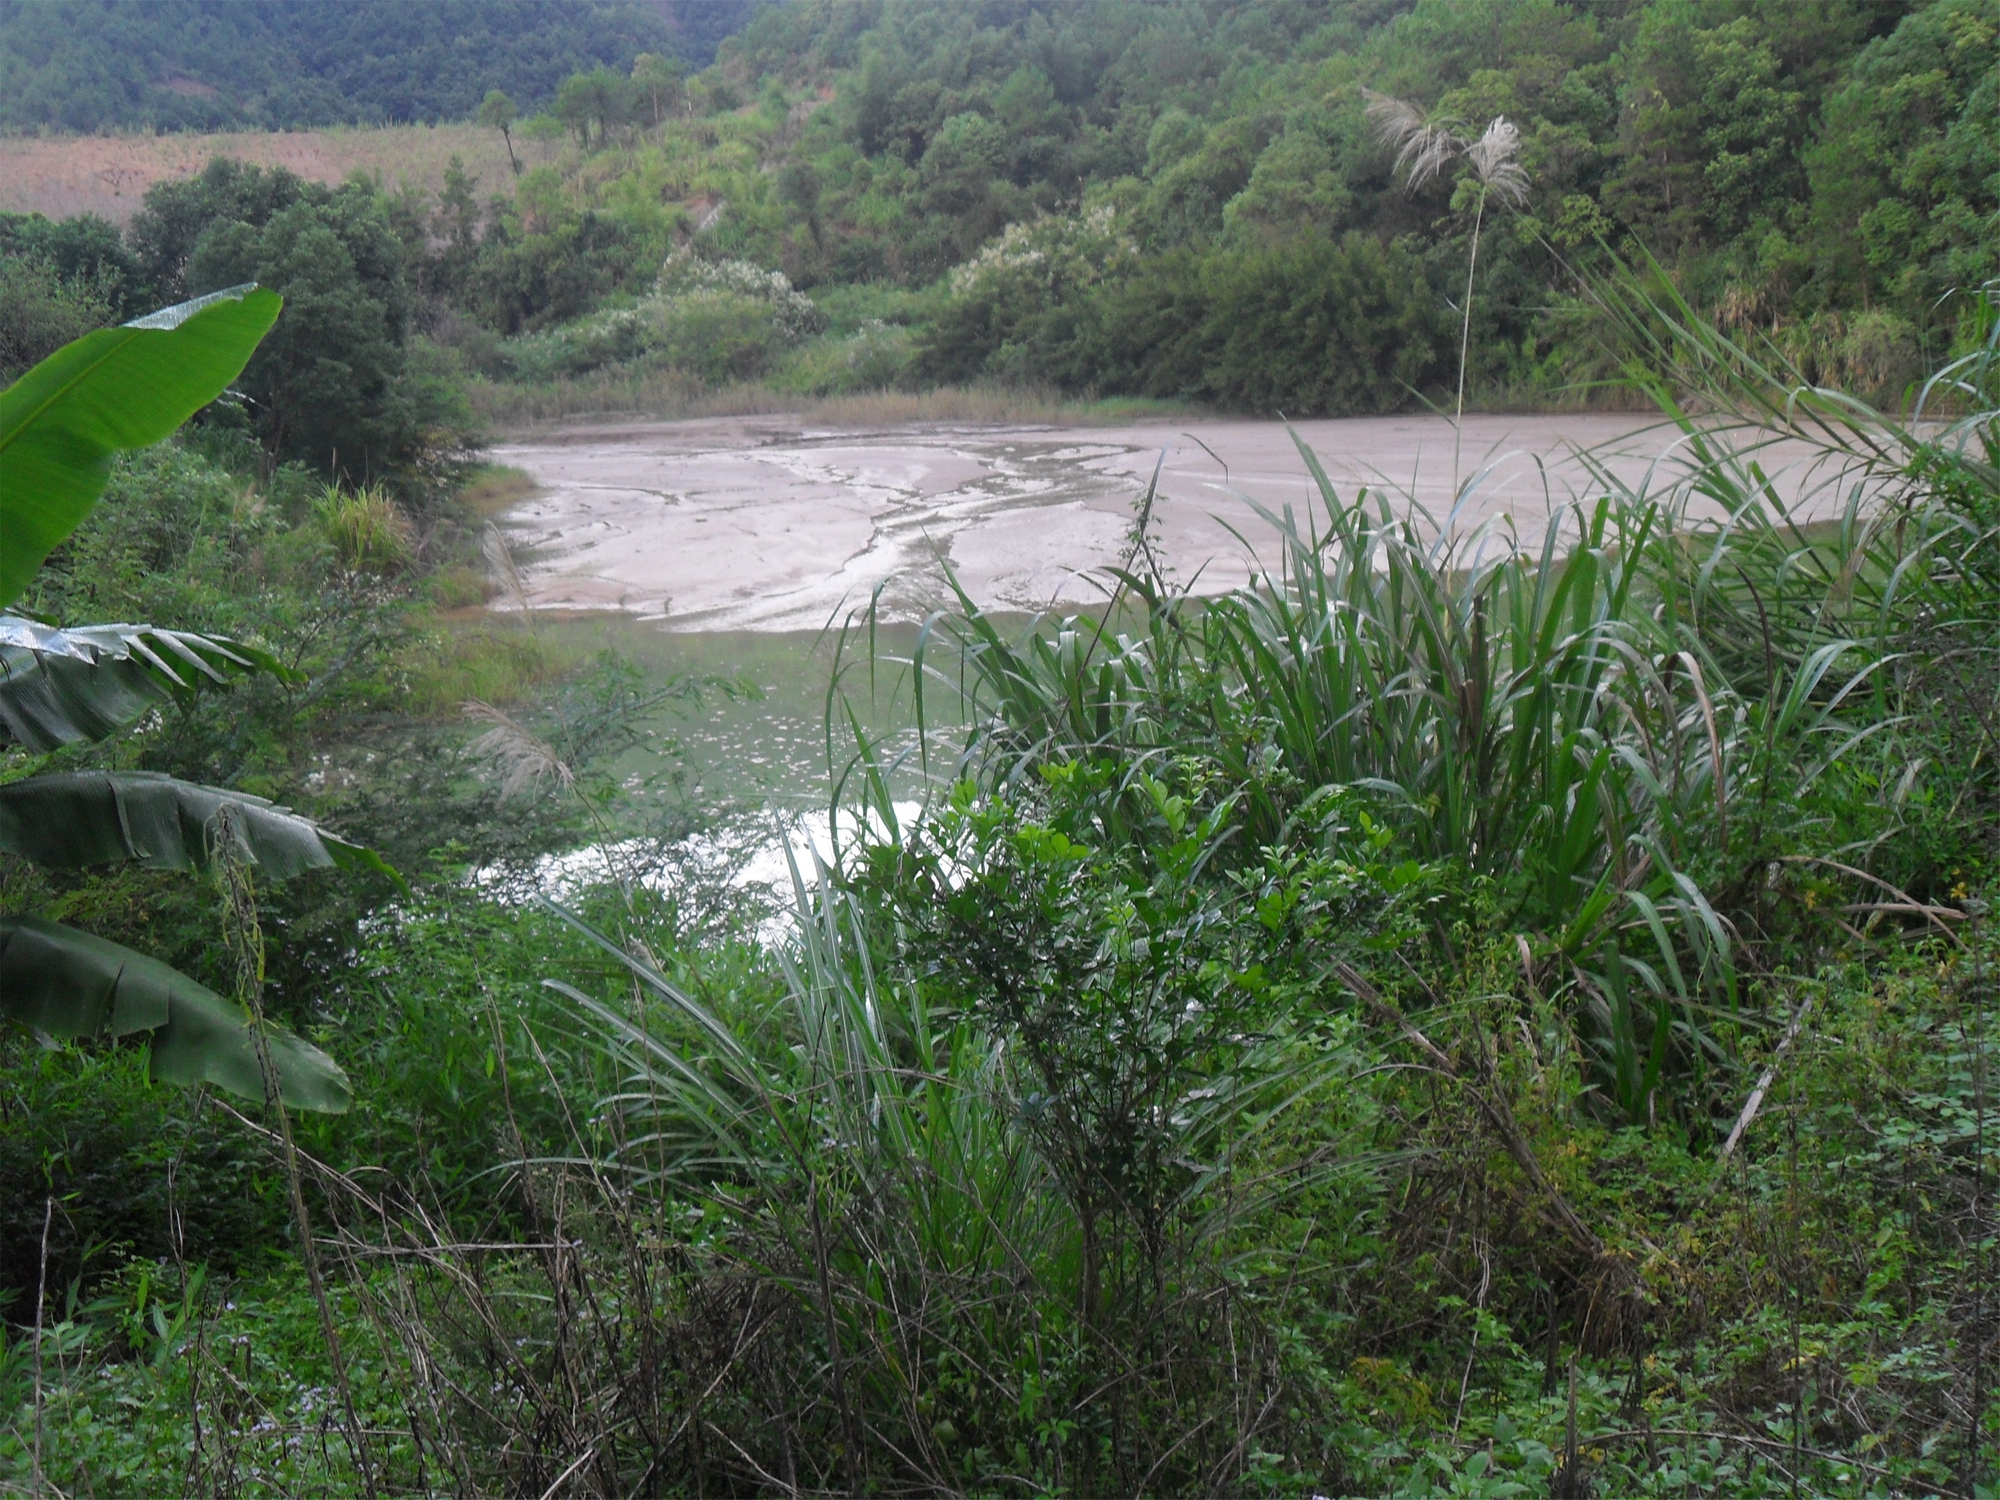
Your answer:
845,276 -> 1999,1136
537,840 -> 1365,1492
316,482 -> 413,573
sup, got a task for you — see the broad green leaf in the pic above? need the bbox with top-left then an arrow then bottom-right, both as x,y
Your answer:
0,617 -> 298,751
0,771 -> 401,887
0,916 -> 351,1112
0,285 -> 283,608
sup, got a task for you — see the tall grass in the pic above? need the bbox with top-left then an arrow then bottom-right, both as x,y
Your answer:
535,842 -> 1351,1492
256,861 -> 1348,1494
549,862 -> 1077,1490
316,483 -> 414,573
837,279 -> 1999,1128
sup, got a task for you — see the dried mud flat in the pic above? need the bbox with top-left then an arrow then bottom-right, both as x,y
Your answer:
492,412 -> 1849,633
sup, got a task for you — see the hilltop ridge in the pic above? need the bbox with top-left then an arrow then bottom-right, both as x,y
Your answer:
0,0 -> 760,133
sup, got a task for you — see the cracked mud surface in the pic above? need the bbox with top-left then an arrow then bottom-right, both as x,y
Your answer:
492,412 -> 1845,633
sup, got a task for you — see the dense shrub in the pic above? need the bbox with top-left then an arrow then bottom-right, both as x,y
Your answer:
0,1038 -> 285,1307
462,205 -> 659,335
1119,232 -> 1449,412
502,254 -> 829,383
920,208 -> 1448,412
0,254 -> 116,382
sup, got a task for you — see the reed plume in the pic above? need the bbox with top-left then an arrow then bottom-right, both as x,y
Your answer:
1365,90 -> 1531,468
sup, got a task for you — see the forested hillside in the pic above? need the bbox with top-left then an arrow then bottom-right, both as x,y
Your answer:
706,0 -> 2000,405
2,0 -> 1994,421
0,0 -> 759,132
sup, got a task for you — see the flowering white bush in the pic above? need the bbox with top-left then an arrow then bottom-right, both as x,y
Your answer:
502,253 -> 827,382
656,253 -> 828,342
945,206 -> 1138,303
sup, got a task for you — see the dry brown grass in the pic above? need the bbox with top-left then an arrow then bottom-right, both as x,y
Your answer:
454,463 -> 540,519
0,124 -> 541,223
467,369 -> 1197,434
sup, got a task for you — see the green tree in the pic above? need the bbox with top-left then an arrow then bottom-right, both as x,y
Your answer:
1805,0 -> 2000,319
0,258 -> 117,383
129,158 -> 309,305
0,212 -> 144,316
479,87 -> 522,175
1223,123 -> 1354,243
1140,234 -> 1449,414
553,66 -> 631,150
630,52 -> 687,127
185,188 -> 419,479
433,155 -> 485,295
919,111 -> 1017,253
129,161 -> 466,484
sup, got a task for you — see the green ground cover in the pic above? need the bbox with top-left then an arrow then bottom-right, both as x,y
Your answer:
0,273 -> 1996,1494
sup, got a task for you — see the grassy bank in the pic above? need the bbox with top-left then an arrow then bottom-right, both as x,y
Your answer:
467,367 -> 1203,432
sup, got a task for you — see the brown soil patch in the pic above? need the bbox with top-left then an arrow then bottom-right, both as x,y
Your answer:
0,125 -> 541,223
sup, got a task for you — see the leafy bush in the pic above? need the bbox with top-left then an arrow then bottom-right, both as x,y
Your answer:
919,207 -> 1448,412
461,205 -> 660,335
917,205 -> 1140,385
502,253 -> 828,383
0,1037 -> 285,1307
0,210 -> 141,380
0,255 -> 118,384
770,318 -> 915,394
1120,232 -> 1448,412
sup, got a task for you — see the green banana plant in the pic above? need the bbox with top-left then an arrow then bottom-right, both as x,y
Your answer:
0,284 -> 379,1112
0,619 -> 296,753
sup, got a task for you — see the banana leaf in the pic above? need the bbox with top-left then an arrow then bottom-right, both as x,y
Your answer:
0,771 -> 400,887
0,285 -> 283,609
0,617 -> 296,752
0,916 -> 351,1112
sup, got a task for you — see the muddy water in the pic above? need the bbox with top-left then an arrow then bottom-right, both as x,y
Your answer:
491,411 -> 1842,634
492,411 -> 1843,805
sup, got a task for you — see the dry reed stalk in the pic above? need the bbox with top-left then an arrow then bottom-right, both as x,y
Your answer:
214,803 -> 377,1499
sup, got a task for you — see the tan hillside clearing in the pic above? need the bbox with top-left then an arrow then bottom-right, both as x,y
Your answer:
0,124 -> 540,224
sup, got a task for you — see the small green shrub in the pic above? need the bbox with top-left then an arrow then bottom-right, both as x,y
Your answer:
770,318 -> 913,394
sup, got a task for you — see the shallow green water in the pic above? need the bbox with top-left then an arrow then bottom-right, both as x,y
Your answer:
535,613 -> 961,812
